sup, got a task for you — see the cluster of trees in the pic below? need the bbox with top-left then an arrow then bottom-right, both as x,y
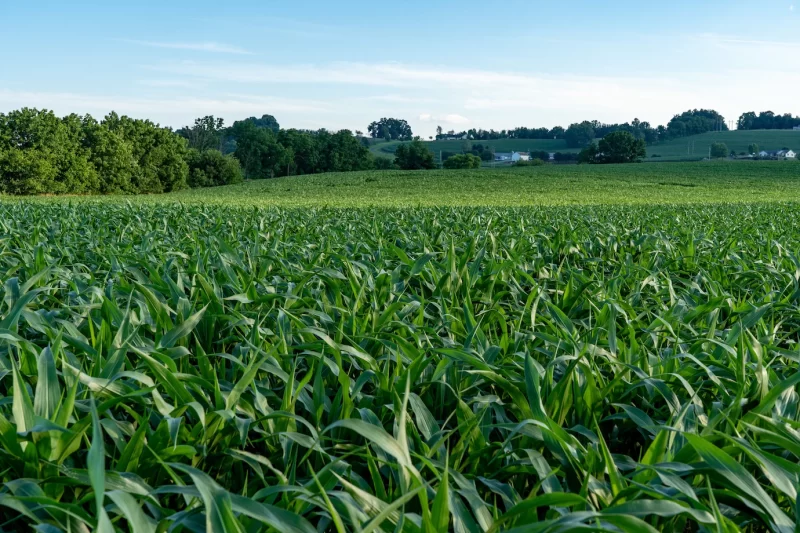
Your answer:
441,143 -> 498,162
664,109 -> 727,138
430,109 -> 729,150
578,131 -> 647,164
367,118 -> 413,141
443,153 -> 481,169
737,111 -> 800,130
0,109 -> 398,195
178,114 -> 374,179
563,111 -> 726,149
564,119 -> 659,148
0,108 -> 193,195
710,143 -> 729,159
438,127 -> 567,141
394,140 -> 437,170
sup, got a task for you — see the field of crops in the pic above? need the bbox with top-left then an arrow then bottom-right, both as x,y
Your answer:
371,130 -> 800,163
2,199 -> 800,532
647,130 -> 800,161
161,161 -> 800,207
369,139 -> 575,159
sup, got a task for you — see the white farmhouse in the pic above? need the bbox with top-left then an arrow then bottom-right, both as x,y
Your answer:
760,149 -> 796,159
494,151 -> 531,162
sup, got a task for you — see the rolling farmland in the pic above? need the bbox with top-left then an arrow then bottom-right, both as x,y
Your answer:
647,130 -> 800,160
3,165 -> 800,531
372,130 -> 800,163
369,138 -> 576,159
163,160 -> 800,207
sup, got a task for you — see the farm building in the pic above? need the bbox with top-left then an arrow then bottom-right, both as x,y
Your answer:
494,151 -> 531,162
758,149 -> 796,159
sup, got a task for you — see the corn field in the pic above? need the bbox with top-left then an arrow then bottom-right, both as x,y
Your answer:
2,201 -> 800,532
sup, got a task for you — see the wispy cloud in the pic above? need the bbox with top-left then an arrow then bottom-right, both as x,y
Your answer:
0,90 -> 328,126
365,94 -> 435,104
137,79 -> 199,88
419,113 -> 470,125
122,40 -> 253,55
140,57 -> 800,129
703,35 -> 800,48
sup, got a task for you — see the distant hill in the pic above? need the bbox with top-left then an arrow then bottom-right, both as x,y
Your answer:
370,130 -> 800,163
369,138 -> 576,159
647,130 -> 800,161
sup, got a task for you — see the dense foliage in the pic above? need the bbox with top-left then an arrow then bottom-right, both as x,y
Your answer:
2,201 -> 800,532
186,149 -> 243,188
162,161 -> 800,208
0,109 -> 385,195
442,153 -> 481,169
394,140 -> 437,170
368,118 -> 413,141
181,116 -> 374,179
438,110 -> 726,148
710,142 -> 730,159
737,111 -> 800,131
579,131 -> 647,164
0,108 -> 189,195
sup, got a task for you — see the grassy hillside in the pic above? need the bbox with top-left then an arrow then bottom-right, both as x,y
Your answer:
369,138 -> 575,158
152,160 -> 800,207
647,129 -> 800,160
372,130 -> 800,163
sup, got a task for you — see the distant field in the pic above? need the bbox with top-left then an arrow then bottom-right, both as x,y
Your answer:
152,160 -> 800,207
370,138 -> 575,158
647,129 -> 800,160
372,130 -> 800,163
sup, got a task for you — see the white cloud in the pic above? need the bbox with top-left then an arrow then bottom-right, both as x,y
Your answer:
137,79 -> 199,88
122,40 -> 253,55
132,57 -> 800,134
419,113 -> 470,125
366,94 -> 434,104
701,34 -> 800,49
0,90 -> 328,127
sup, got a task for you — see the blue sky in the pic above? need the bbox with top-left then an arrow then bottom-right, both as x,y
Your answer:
1,0 -> 798,136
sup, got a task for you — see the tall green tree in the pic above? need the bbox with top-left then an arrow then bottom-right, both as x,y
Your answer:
579,131 -> 646,164
177,116 -> 226,152
710,142 -> 729,159
317,129 -> 373,172
278,129 -> 320,175
394,140 -> 436,170
564,121 -> 596,148
443,153 -> 481,169
597,131 -> 646,163
367,118 -> 413,140
232,114 -> 280,133
102,112 -> 188,193
0,108 -> 100,194
231,121 -> 290,179
186,149 -> 243,187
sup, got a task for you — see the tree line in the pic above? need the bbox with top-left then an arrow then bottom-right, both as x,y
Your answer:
737,111 -> 800,130
431,109 -> 729,148
0,108 -> 194,195
0,109 -> 414,195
